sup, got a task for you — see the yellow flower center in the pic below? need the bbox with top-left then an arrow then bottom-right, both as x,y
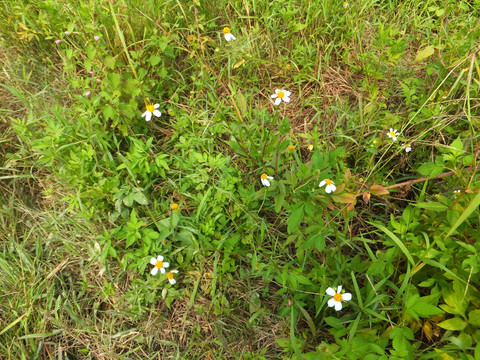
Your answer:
146,104 -> 155,113
325,179 -> 332,185
405,144 -> 410,149
155,261 -> 164,269
389,131 -> 396,137
288,145 -> 295,151
261,173 -> 268,180
223,27 -> 231,34
167,272 -> 175,280
171,203 -> 179,211
343,1 -> 348,6
277,91 -> 285,99
334,293 -> 343,302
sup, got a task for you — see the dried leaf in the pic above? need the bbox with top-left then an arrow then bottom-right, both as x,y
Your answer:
363,191 -> 371,204
370,184 -> 389,196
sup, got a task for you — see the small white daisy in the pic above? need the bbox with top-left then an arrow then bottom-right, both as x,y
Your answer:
319,179 -> 336,194
343,1 -> 349,7
261,173 -> 274,187
453,189 -> 461,198
142,103 -> 162,121
326,285 -> 352,311
150,255 -> 169,275
387,128 -> 399,141
270,89 -> 291,105
402,143 -> 412,152
166,270 -> 179,285
222,27 -> 236,41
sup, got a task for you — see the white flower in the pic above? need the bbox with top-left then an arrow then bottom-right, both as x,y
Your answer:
150,255 -> 170,275
142,103 -> 162,121
270,89 -> 291,105
319,179 -> 336,194
222,27 -> 236,41
326,285 -> 352,311
402,143 -> 412,152
453,189 -> 461,198
166,270 -> 179,285
343,1 -> 349,7
387,128 -> 399,141
261,173 -> 274,187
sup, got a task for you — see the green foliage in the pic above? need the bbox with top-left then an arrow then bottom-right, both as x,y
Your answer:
1,0 -> 480,358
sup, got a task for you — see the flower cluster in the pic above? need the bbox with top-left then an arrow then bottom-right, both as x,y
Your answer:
386,128 -> 413,153
150,255 -> 179,285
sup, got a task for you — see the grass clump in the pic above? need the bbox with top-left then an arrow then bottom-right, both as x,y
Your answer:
1,0 -> 480,359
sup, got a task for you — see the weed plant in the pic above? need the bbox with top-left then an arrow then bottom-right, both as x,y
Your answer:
1,0 -> 480,359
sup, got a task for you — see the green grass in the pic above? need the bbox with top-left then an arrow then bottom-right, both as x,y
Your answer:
1,0 -> 480,359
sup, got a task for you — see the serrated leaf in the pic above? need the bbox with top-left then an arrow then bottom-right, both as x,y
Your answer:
370,184 -> 389,196
437,318 -> 467,331
415,45 -> 435,62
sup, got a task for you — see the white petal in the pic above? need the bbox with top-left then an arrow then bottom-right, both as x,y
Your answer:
151,267 -> 159,276
342,293 -> 352,301
326,184 -> 336,193
230,34 -> 236,40
326,287 -> 336,296
171,270 -> 179,274
160,267 -> 166,274
406,147 -> 411,152
274,98 -> 282,105
270,93 -> 278,98
267,176 -> 274,180
157,255 -> 164,262
275,89 -> 281,94
153,110 -> 162,117
337,285 -> 342,293
225,33 -> 233,41
319,180 -> 326,188
283,96 -> 291,103
144,112 -> 152,121
392,136 -> 397,141
386,133 -> 392,138
284,91 -> 292,97
334,301 -> 343,311
163,262 -> 170,268
142,111 -> 149,118
168,278 -> 177,285
327,298 -> 336,307
150,257 -> 157,265
154,104 -> 160,109
261,178 -> 270,187
389,128 -> 394,132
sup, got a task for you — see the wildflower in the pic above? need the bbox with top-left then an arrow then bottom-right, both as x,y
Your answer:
271,89 -> 291,105
65,31 -> 70,35
89,71 -> 94,75
85,91 -> 91,97
94,35 -> 100,41
453,189 -> 461,198
261,173 -> 274,187
326,285 -> 352,311
402,143 -> 411,152
55,40 -> 61,44
387,128 -> 399,141
171,203 -> 179,211
307,144 -> 314,151
186,34 -> 195,42
343,1 -> 349,7
319,179 -> 336,194
222,27 -> 236,41
142,103 -> 162,121
167,270 -> 179,285
150,255 -> 169,275
288,145 -> 296,152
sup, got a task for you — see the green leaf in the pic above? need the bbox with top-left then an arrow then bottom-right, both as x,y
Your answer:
414,202 -> 448,212
287,205 -> 304,234
415,45 -> 435,62
417,162 -> 444,177
445,191 -> 480,239
411,302 -> 444,318
369,222 -> 415,266
437,318 -> 467,331
237,91 -> 247,116
469,310 -> 480,326
133,191 -> 148,205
